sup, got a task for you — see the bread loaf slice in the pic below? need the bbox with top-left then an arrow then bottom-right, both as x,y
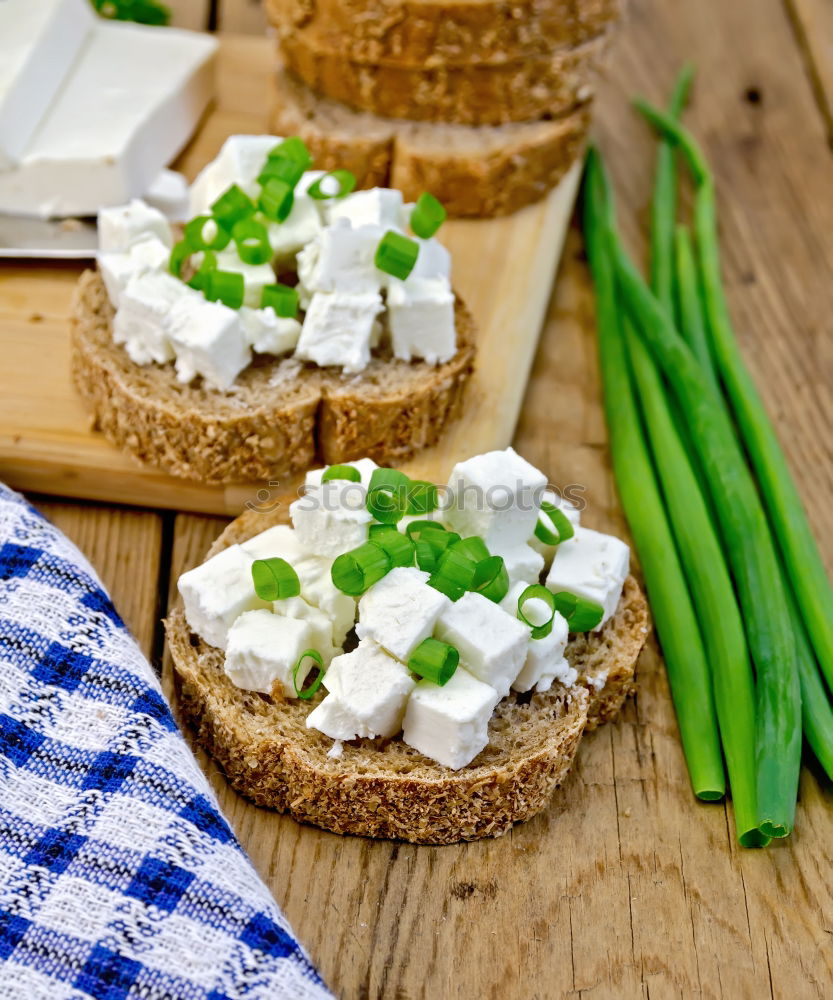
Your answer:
273,69 -> 591,217
277,29 -> 608,125
165,507 -> 649,844
266,0 -> 621,66
70,270 -> 475,484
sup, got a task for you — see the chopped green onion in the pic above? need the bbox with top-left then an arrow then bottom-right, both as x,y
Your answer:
405,520 -> 446,541
428,546 -> 477,601
427,572 -> 466,602
472,555 -> 509,603
517,584 -> 557,639
550,591 -> 604,633
204,269 -> 245,309
251,557 -> 301,601
260,282 -> 299,318
451,535 -> 490,563
367,468 -> 410,524
374,230 -> 419,280
232,217 -> 272,266
307,170 -> 356,200
268,136 -> 312,168
405,480 -> 438,515
169,238 -> 192,278
410,192 -> 446,239
331,541 -> 391,595
258,157 -> 306,189
259,178 -> 294,222
369,526 -> 415,567
184,214 -> 231,251
534,502 -> 575,546
293,648 -> 325,700
322,464 -> 360,483
185,250 -> 217,292
408,638 -> 459,686
211,184 -> 255,228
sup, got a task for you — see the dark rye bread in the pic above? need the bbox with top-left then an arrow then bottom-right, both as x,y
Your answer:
277,29 -> 608,126
164,507 -> 649,844
266,0 -> 621,66
70,270 -> 475,484
272,69 -> 591,217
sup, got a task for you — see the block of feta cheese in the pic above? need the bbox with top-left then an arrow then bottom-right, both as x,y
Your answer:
113,271 -> 185,365
305,457 -> 379,490
0,22 -> 217,218
268,196 -> 323,262
143,168 -> 190,221
356,567 -> 450,662
297,220 -> 383,295
215,250 -> 277,308
545,525 -> 630,629
490,542 -> 545,587
410,238 -> 451,281
434,590 -> 529,697
98,199 -> 173,253
189,134 -> 281,213
294,290 -> 383,373
224,608 -> 316,695
239,307 -> 301,356
273,597 -> 341,666
0,0 -> 94,171
99,236 -> 171,308
178,543 -> 268,650
290,485 -> 373,558
164,294 -> 252,390
528,489 -> 583,565
402,666 -> 500,770
445,447 -> 548,551
500,581 -> 575,692
386,277 -> 456,365
306,639 -> 416,740
328,188 -> 404,230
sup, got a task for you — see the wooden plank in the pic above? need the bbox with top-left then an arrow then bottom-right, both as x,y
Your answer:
0,35 -> 579,516
217,0 -> 268,34
784,0 -> 833,141
166,0 -> 212,31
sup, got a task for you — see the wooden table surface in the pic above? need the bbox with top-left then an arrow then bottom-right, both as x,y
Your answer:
17,0 -> 833,996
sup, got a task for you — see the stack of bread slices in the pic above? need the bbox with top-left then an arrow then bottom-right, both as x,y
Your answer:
267,0 -> 622,216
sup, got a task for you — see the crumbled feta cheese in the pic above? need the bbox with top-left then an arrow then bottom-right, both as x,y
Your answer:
215,249 -> 277,308
268,194 -> 322,261
178,543 -> 268,650
113,270 -> 186,365
271,595 -> 341,665
402,667 -> 500,770
434,590 -> 529,697
98,198 -> 172,252
356,567 -> 450,662
164,294 -> 251,390
490,542 -> 545,587
189,134 -> 282,213
99,235 -> 171,308
545,525 -> 630,629
386,277 -> 456,365
294,290 -> 382,372
306,639 -> 416,740
296,219 -> 383,295
225,608 -> 315,695
239,306 -> 301,356
529,489 -> 583,566
290,484 -> 373,558
445,447 -> 548,551
327,188 -> 404,230
499,581 -> 574,692
327,740 -> 344,759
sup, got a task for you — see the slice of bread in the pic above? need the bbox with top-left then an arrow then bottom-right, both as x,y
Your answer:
164,506 -> 649,844
266,0 -> 621,66
70,270 -> 476,484
273,69 -> 591,217
277,29 -> 609,126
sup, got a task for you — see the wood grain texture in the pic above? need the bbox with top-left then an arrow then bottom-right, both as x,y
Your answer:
166,0 -> 212,31
217,0 -> 269,34
784,0 -> 833,142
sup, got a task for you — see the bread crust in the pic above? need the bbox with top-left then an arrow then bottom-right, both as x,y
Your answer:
266,0 -> 621,66
70,270 -> 475,484
164,508 -> 649,844
272,69 -> 591,217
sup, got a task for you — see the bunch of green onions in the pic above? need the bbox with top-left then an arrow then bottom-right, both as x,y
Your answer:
583,68 -> 833,845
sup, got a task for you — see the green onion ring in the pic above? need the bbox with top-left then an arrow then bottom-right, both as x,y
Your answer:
517,584 -> 557,639
331,541 -> 391,595
251,557 -> 301,601
551,590 -> 604,633
535,502 -> 576,546
408,638 -> 459,686
293,648 -> 325,700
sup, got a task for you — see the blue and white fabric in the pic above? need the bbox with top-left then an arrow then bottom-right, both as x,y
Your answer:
0,483 -> 332,1000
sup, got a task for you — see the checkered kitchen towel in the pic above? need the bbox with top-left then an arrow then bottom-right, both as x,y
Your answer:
0,484 -> 333,1000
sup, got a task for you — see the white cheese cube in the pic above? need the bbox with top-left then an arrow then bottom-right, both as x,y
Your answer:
500,581 -> 574,693
240,524 -> 304,563
434,590 -> 529,697
356,567 -> 450,662
295,290 -> 382,373
143,168 -> 190,221
545,525 -> 630,629
528,489 -> 582,566
445,447 -> 547,550
306,640 -> 416,740
290,484 -> 373,558
189,134 -> 282,213
98,236 -> 171,309
296,220 -> 383,295
411,237 -> 451,281
386,277 -> 456,365
271,596 -> 340,666
305,457 -> 379,489
328,188 -> 404,230
98,199 -> 173,253
490,542 -> 545,587
178,543 -> 268,650
164,294 -> 251,390
402,667 -> 500,770
268,195 -> 322,261
215,250 -> 277,308
225,609 -> 316,695
113,271 -> 186,365
240,306 -> 301,356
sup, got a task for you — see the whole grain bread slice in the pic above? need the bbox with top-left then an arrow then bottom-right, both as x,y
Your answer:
266,0 -> 621,66
273,69 -> 591,217
277,29 -> 609,126
70,270 -> 475,484
164,506 -> 649,844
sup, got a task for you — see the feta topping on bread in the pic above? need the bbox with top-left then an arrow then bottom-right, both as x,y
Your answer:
545,525 -> 630,629
225,608 -> 315,695
164,295 -> 252,391
356,567 -> 450,662
98,199 -> 173,253
290,485 -> 373,558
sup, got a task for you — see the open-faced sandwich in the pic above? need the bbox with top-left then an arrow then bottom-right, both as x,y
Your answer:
71,135 -> 475,483
166,448 -> 649,844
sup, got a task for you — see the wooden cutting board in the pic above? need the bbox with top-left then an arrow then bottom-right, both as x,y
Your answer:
0,35 -> 581,516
